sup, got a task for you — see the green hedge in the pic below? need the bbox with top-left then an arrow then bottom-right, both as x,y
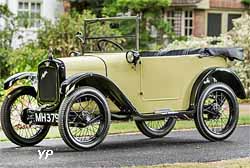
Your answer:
242,0 -> 250,5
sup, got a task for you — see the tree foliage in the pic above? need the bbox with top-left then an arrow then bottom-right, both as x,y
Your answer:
103,0 -> 171,14
241,0 -> 250,5
37,10 -> 122,57
103,0 -> 172,49
37,10 -> 90,57
66,0 -> 105,17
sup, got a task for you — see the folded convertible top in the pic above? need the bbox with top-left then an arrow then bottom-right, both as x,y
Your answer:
141,48 -> 244,61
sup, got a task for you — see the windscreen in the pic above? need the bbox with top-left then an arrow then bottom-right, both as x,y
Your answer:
83,16 -> 139,53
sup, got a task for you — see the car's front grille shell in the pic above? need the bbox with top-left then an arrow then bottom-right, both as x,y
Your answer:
37,60 -> 62,105
38,66 -> 58,102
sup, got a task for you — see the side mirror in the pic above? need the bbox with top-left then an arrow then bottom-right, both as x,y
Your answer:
126,51 -> 140,65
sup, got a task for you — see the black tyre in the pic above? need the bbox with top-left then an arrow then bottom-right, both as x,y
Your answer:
58,87 -> 111,150
194,82 -> 239,141
0,86 -> 50,146
135,118 -> 176,138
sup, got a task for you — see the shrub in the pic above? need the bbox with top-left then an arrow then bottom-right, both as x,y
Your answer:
37,10 -> 122,57
241,0 -> 250,5
103,0 -> 173,49
0,48 -> 10,78
7,43 -> 47,75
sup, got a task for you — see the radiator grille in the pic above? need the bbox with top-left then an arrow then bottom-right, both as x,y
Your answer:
38,66 -> 58,102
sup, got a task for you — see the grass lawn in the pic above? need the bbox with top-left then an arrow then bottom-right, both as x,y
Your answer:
0,104 -> 249,141
132,157 -> 250,168
0,113 -> 249,141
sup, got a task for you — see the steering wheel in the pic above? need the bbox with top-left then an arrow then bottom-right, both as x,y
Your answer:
97,39 -> 124,52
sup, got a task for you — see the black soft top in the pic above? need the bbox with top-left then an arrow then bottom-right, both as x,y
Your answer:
140,48 -> 244,61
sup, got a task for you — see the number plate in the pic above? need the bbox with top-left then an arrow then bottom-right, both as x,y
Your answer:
34,113 -> 58,123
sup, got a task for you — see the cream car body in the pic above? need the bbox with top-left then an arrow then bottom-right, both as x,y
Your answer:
60,53 -> 227,113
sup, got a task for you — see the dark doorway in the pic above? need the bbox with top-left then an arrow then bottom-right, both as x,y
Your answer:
207,13 -> 222,36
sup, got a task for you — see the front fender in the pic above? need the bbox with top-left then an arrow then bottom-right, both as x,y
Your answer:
190,67 -> 246,109
61,73 -> 137,113
4,72 -> 37,90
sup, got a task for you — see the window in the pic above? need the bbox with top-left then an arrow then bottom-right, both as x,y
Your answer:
207,13 -> 222,36
18,1 -> 41,28
165,11 -> 175,31
228,14 -> 241,31
183,11 -> 193,36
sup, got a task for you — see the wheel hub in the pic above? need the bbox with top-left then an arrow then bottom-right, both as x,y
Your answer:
20,108 -> 30,124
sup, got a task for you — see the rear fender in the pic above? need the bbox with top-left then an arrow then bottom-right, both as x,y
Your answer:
190,68 -> 246,109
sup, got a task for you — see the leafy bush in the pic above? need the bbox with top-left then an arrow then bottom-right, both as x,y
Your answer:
103,0 -> 173,49
164,14 -> 250,98
241,0 -> 250,5
37,10 -> 122,57
7,44 -> 47,75
228,14 -> 250,97
0,48 -> 10,78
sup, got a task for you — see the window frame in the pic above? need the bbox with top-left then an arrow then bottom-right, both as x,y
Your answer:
182,10 -> 194,36
205,10 -> 243,36
164,10 -> 176,32
227,13 -> 242,31
17,0 -> 42,29
207,13 -> 222,37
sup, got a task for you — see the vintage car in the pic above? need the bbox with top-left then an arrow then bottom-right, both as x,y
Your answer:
0,16 -> 246,150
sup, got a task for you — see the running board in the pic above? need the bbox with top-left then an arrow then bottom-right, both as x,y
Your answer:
133,109 -> 195,121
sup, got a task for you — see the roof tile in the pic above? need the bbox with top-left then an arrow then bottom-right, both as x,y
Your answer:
171,0 -> 203,5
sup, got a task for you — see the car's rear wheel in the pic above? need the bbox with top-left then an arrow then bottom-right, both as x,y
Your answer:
0,86 -> 50,146
135,118 -> 176,138
194,82 -> 239,141
58,87 -> 111,150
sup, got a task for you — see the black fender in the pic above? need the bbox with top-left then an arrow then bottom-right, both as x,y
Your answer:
61,73 -> 137,113
4,72 -> 37,90
190,67 -> 246,109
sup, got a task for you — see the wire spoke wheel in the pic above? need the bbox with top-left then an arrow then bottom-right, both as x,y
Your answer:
203,91 -> 231,134
67,95 -> 104,144
10,95 -> 44,139
135,118 -> 176,138
1,86 -> 50,146
145,119 -> 170,131
59,87 -> 111,150
194,83 -> 239,141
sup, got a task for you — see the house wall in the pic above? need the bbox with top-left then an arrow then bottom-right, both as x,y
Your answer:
5,0 -> 63,22
204,10 -> 244,36
210,0 -> 246,9
170,0 -> 248,37
0,0 -> 6,30
193,9 -> 206,37
0,0 -> 63,48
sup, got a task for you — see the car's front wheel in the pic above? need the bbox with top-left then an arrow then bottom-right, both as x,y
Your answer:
58,87 -> 111,150
135,118 -> 176,138
0,86 -> 50,146
194,82 -> 239,141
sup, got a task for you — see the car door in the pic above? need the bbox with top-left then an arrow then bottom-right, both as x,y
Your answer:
140,56 -> 191,101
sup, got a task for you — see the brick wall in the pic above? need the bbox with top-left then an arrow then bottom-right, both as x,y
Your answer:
193,10 -> 206,37
210,0 -> 246,9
